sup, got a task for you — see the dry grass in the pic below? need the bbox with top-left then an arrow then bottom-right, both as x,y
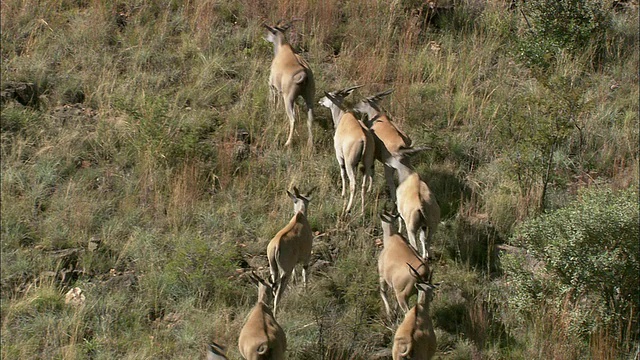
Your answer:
1,0 -> 638,358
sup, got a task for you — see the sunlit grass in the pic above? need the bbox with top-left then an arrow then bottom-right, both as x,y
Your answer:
1,0 -> 637,358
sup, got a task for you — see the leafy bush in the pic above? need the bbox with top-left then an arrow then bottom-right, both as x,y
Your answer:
517,0 -> 611,70
1,0 -> 637,358
504,186 -> 639,339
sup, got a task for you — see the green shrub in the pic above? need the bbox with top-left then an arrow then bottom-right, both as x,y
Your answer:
516,0 -> 611,70
505,186 -> 638,339
1,0 -> 637,358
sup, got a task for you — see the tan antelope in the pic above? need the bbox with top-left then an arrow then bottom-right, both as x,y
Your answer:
206,341 -> 228,360
392,264 -> 437,360
318,86 -> 375,214
378,211 -> 432,319
395,163 -> 440,260
353,89 -> 428,202
238,271 -> 287,360
264,22 -> 315,147
267,186 -> 314,317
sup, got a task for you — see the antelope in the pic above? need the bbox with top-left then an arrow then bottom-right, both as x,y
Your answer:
395,163 -> 440,260
392,264 -> 437,360
206,341 -> 228,360
353,89 -> 428,202
267,186 -> 314,317
264,22 -> 315,147
238,271 -> 287,360
318,86 -> 375,214
378,211 -> 432,319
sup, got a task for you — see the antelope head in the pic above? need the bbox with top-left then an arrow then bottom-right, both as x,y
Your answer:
263,21 -> 292,43
380,209 -> 400,236
353,88 -> 394,125
318,85 -> 363,127
287,186 -> 315,216
248,271 -> 276,305
407,262 -> 437,305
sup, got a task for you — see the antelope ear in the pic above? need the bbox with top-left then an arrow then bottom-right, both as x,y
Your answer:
406,263 -> 421,279
304,186 -> 317,201
247,271 -> 258,285
279,23 -> 291,31
263,24 -> 276,34
208,341 -> 227,357
343,84 -> 363,96
252,271 -> 270,287
374,88 -> 394,100
287,190 -> 296,200
380,211 -> 393,222
324,91 -> 339,105
306,186 -> 317,196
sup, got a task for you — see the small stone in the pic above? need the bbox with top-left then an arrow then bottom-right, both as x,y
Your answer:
65,287 -> 86,307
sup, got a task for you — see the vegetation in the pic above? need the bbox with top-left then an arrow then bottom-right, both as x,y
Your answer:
1,0 -> 637,359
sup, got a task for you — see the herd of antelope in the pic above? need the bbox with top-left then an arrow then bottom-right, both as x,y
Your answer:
208,21 -> 441,360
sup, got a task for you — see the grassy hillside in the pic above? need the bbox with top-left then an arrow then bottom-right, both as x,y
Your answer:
1,0 -> 638,359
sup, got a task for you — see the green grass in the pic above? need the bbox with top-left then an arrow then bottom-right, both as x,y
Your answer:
1,0 -> 638,359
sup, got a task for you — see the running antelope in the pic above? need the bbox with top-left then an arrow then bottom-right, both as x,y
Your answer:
353,89 -> 428,202
318,86 -> 374,214
395,163 -> 440,260
267,187 -> 314,317
206,341 -> 228,360
392,264 -> 437,360
378,211 -> 432,319
238,271 -> 287,360
264,22 -> 315,147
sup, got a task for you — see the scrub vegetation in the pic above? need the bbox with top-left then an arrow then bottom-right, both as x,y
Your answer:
1,0 -> 638,359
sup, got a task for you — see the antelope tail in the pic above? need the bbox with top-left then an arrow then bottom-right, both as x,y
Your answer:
268,245 -> 280,285
356,139 -> 366,174
293,69 -> 307,84
398,342 -> 411,357
257,342 -> 269,355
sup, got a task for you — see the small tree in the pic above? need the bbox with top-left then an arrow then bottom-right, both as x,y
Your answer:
503,186 -> 639,349
516,0 -> 611,71
493,70 -> 591,213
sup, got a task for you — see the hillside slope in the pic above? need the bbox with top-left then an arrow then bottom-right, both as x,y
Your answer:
1,0 -> 638,359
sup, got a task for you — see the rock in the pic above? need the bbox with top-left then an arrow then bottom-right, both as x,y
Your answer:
1,81 -> 40,106
103,270 -> 137,290
65,287 -> 86,307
